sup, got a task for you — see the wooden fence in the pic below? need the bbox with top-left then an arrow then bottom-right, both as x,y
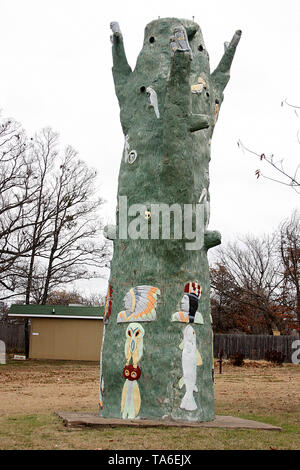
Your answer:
213,334 -> 299,363
0,321 -> 25,353
0,322 -> 299,362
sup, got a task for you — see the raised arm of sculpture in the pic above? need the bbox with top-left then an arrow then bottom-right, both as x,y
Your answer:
211,30 -> 242,104
110,22 -> 132,107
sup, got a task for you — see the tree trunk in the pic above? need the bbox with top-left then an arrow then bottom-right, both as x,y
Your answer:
100,18 -> 241,422
296,291 -> 300,325
41,235 -> 58,305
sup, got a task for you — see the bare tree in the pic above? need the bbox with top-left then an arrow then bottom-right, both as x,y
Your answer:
211,234 -> 285,334
23,128 -> 58,304
38,144 -> 109,304
278,209 -> 300,327
238,100 -> 300,193
0,116 -> 39,298
0,119 -> 110,304
46,289 -> 84,306
46,289 -> 104,306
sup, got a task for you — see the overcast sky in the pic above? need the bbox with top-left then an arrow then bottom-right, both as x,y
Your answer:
0,0 -> 299,295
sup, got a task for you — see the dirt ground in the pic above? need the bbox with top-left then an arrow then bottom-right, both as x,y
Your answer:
0,359 -> 299,418
0,359 -> 99,417
0,358 -> 299,449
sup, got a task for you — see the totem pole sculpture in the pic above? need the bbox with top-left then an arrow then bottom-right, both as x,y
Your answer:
100,18 -> 241,422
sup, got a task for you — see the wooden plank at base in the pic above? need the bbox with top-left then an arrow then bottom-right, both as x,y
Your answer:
54,411 -> 281,431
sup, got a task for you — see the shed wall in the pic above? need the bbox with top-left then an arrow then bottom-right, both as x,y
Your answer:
29,318 -> 103,361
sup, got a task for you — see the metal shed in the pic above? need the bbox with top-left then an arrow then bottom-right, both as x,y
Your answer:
8,304 -> 104,361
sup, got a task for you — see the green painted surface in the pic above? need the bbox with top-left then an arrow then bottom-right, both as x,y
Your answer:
100,18 -> 241,422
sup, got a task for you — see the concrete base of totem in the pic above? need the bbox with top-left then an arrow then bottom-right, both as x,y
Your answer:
54,411 -> 281,431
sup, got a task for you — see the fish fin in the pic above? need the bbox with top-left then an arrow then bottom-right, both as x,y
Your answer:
178,377 -> 185,389
196,348 -> 203,366
179,340 -> 184,350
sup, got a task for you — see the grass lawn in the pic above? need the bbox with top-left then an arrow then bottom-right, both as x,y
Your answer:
0,358 -> 299,450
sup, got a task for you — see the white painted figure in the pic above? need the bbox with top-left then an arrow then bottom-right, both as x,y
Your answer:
178,325 -> 202,411
199,187 -> 210,229
110,21 -> 121,43
146,87 -> 160,119
170,25 -> 193,58
123,135 -> 137,164
124,134 -> 130,162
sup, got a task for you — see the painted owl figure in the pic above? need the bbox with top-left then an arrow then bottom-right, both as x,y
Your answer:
124,322 -> 144,367
117,285 -> 160,323
121,322 -> 144,419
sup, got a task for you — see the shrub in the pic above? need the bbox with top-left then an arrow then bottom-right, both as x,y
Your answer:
229,353 -> 245,366
265,350 -> 285,365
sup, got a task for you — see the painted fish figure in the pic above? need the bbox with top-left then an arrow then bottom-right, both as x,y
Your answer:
178,325 -> 202,411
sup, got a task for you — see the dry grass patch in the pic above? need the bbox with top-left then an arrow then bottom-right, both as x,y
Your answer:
0,358 -> 299,450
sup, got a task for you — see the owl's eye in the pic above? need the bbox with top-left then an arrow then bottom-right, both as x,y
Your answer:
131,371 -> 137,378
125,369 -> 130,377
128,330 -> 132,337
135,331 -> 140,337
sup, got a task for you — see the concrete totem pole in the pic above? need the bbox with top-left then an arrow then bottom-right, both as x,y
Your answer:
100,18 -> 241,422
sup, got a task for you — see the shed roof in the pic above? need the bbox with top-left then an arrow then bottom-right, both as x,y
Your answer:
8,304 -> 104,320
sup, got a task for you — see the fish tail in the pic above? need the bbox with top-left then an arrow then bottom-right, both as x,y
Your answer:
180,391 -> 197,411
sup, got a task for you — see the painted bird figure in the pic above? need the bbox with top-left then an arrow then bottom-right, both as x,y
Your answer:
146,87 -> 160,119
121,322 -> 144,419
124,322 -> 144,367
